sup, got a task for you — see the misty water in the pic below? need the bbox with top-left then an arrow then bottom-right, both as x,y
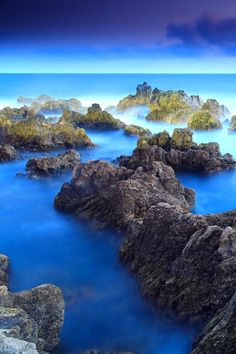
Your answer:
1,74 -> 236,353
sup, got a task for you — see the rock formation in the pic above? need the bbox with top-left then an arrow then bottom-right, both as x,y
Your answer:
54,132 -> 236,353
0,145 -> 17,162
60,104 -> 125,130
26,149 -> 80,177
0,254 -> 64,353
119,129 -> 235,172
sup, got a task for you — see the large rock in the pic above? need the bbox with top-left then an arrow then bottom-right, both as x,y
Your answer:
188,110 -> 222,130
0,255 -> 64,353
191,292 -> 236,354
0,145 -> 17,162
60,104 -> 125,130
55,160 -> 194,230
0,117 -> 94,151
26,149 -> 80,177
120,129 -> 235,172
14,285 -> 64,352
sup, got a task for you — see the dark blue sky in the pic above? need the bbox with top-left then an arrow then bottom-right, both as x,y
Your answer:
1,0 -> 236,72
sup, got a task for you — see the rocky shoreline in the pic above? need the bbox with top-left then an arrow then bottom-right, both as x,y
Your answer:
0,254 -> 64,354
54,128 -> 236,354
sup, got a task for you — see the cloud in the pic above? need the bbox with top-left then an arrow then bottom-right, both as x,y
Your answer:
167,14 -> 236,52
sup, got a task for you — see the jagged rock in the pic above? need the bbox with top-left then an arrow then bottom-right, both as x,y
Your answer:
26,150 -> 80,177
0,118 -> 94,151
55,160 -> 194,230
0,330 -> 39,354
188,110 -> 222,130
0,145 -> 17,162
191,292 -> 236,354
0,254 -> 64,353
30,98 -> 83,115
60,104 -> 125,130
17,94 -> 54,104
120,203 -> 236,321
120,129 -> 235,172
201,99 -> 230,119
14,285 -> 64,352
124,124 -> 151,138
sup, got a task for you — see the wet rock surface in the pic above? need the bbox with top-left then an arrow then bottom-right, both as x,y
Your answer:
119,128 -> 235,172
26,149 -> 80,177
0,255 -> 64,353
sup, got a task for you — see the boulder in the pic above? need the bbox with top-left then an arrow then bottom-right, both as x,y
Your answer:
0,330 -> 38,354
0,145 -> 17,162
124,124 -> 151,138
26,150 -> 80,177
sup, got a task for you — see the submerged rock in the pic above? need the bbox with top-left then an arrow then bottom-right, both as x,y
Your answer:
26,149 -> 80,177
0,255 -> 64,353
120,129 -> 235,172
0,145 -> 17,162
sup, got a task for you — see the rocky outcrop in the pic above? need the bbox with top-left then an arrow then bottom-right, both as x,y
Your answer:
29,98 -> 84,115
55,160 -> 195,230
26,150 -> 80,177
0,117 -> 94,151
60,104 -> 125,130
54,135 -> 236,353
0,145 -> 17,162
187,110 -> 222,130
229,115 -> 236,131
0,255 -> 64,353
191,291 -> 236,354
124,124 -> 151,138
117,83 -> 229,128
119,129 -> 235,172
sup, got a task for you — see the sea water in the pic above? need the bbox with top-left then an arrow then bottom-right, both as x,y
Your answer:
0,74 -> 236,353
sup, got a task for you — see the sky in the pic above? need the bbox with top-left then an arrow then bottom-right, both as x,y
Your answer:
0,0 -> 236,73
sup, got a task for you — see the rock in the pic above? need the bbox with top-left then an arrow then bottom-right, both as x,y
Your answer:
187,110 -> 222,130
26,150 -> 80,177
0,330 -> 39,354
30,98 -> 83,115
120,128 -> 235,172
55,160 -> 194,230
201,99 -> 230,119
0,145 -> 17,162
191,292 -> 236,354
0,255 -> 9,286
60,104 -> 125,130
0,254 -> 64,353
0,118 -> 94,151
120,203 -> 236,321
17,94 -> 54,104
229,115 -> 236,131
124,124 -> 151,138
14,285 -> 65,352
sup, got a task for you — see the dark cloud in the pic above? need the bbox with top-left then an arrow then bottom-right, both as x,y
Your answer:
167,15 -> 236,49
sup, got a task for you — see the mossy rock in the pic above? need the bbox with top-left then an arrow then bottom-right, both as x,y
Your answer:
60,104 -> 125,130
137,130 -> 171,149
188,110 -> 222,130
229,115 -> 236,131
171,128 -> 195,149
124,124 -> 151,138
1,118 -> 93,150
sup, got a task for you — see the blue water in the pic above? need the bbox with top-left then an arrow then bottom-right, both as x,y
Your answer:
1,74 -> 236,353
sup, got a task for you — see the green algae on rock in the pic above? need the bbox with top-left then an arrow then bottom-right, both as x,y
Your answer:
188,110 -> 222,130
60,104 -> 125,130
